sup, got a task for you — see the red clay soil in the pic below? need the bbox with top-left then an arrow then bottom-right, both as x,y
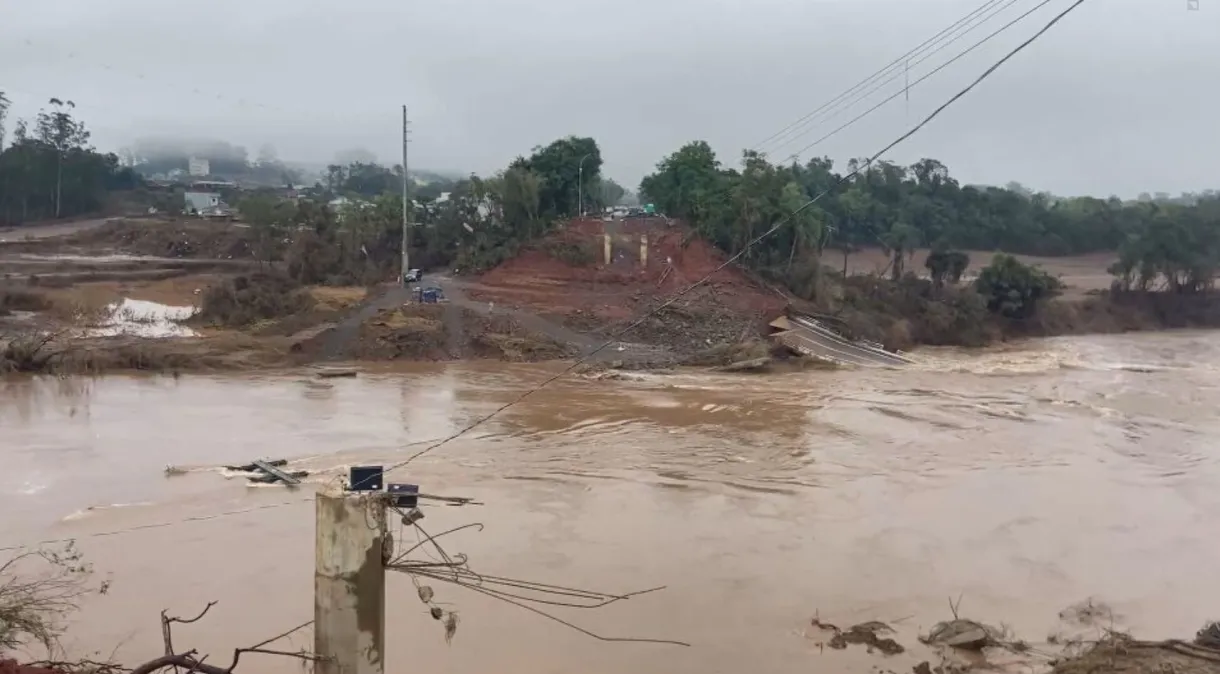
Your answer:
468,219 -> 787,346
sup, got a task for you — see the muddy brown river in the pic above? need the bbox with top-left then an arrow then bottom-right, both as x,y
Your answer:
4,331 -> 1220,673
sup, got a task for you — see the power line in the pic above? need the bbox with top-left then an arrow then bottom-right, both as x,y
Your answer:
0,427 -> 492,552
781,0 -> 1063,163
753,0 -> 1008,153
0,498 -> 313,553
761,0 -> 1033,158
2,0 -> 1090,521
358,0 -> 1089,484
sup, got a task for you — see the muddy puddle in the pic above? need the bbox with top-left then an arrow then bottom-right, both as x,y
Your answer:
3,331 -> 1220,672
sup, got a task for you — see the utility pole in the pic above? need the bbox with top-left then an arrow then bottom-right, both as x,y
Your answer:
400,105 -> 410,285
904,60 -> 910,117
314,487 -> 387,674
577,153 -> 592,218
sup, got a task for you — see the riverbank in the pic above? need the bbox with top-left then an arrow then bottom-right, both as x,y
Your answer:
3,216 -> 1220,376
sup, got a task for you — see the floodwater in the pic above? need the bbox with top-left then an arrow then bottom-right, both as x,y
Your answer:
4,331 -> 1220,673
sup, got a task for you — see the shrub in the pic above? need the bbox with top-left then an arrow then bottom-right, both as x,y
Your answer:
542,240 -> 595,267
196,273 -> 316,327
973,254 -> 1062,319
925,249 -> 970,287
0,289 -> 51,313
0,542 -> 109,653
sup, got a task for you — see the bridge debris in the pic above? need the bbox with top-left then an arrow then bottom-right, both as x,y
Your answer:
770,312 -> 913,368
224,458 -> 307,486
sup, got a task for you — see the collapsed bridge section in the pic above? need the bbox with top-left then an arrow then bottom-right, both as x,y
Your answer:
770,313 -> 913,368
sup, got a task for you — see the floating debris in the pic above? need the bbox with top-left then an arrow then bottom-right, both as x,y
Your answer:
223,458 -> 307,486
920,619 -> 995,651
811,617 -> 905,656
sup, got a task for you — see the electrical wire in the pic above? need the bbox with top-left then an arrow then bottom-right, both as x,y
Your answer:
348,0 -> 1089,489
0,498 -> 314,553
754,0 -> 1009,153
761,0 -> 1035,158
1,0 -> 1089,547
780,0 -> 1065,163
409,572 -> 691,647
388,522 -> 686,646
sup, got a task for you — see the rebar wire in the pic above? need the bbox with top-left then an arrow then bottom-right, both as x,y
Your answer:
420,573 -> 690,647
405,568 -> 664,611
389,520 -> 485,566
396,564 -> 652,604
386,517 -> 684,645
411,520 -> 464,579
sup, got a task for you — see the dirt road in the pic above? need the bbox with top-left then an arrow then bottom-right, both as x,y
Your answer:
435,275 -> 674,364
0,217 -> 117,242
316,284 -> 414,360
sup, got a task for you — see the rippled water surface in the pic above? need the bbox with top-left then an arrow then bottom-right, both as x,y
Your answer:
4,331 -> 1220,673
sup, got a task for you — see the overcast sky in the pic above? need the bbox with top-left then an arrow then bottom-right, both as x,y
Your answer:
2,0 -> 1216,197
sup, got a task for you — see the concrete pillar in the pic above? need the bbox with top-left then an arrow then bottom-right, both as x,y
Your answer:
640,234 -> 648,268
315,489 -> 386,674
603,233 -> 612,265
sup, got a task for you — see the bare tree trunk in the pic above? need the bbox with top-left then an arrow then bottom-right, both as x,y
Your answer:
54,151 -> 62,218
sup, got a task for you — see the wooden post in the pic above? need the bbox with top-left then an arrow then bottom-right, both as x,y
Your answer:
603,233 -> 612,265
315,488 -> 386,674
640,234 -> 648,268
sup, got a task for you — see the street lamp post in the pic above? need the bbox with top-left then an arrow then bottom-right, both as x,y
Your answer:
577,153 -> 592,218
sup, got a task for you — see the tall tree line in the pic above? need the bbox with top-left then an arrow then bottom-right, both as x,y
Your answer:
237,136 -> 609,282
639,141 -> 1220,292
0,95 -> 139,225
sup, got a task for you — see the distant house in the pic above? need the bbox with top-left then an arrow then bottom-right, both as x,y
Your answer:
184,191 -> 233,218
185,191 -> 220,214
188,179 -> 236,190
188,157 -> 210,177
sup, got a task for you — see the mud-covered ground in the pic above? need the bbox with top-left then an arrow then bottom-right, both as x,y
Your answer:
7,216 -> 1192,377
463,217 -> 788,354
0,218 -> 664,374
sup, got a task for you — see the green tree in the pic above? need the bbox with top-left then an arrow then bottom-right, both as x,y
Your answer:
639,141 -> 727,226
238,194 -> 296,265
35,99 -> 91,218
926,249 -> 970,288
974,254 -> 1062,319
1108,199 -> 1220,293
597,178 -> 627,208
0,91 -> 10,150
0,99 -> 136,225
880,221 -> 922,280
780,181 -> 823,271
500,167 -> 544,240
510,136 -> 601,218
